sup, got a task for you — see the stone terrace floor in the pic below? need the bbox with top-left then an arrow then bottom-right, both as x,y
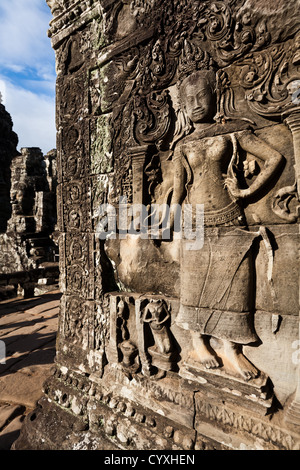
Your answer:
0,290 -> 60,450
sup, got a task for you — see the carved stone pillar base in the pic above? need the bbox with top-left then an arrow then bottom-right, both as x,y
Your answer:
180,359 -> 274,417
148,346 -> 177,372
12,397 -> 120,451
12,364 -> 300,451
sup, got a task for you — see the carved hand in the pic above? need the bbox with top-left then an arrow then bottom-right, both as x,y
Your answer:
225,177 -> 250,199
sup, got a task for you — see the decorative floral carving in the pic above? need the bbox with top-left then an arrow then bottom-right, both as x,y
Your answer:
133,90 -> 171,146
40,0 -> 300,452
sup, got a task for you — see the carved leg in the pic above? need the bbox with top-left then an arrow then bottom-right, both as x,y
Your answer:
161,335 -> 172,355
189,331 -> 220,369
222,340 -> 259,381
153,332 -> 171,355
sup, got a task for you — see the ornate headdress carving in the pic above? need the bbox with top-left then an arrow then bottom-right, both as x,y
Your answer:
176,39 -> 216,86
168,40 -> 219,152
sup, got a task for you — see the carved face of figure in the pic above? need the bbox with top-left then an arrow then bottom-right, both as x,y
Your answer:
180,71 -> 216,123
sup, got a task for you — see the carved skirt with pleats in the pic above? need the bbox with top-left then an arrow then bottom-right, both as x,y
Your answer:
176,224 -> 260,345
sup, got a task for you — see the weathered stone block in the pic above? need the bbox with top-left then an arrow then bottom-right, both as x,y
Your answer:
14,0 -> 300,451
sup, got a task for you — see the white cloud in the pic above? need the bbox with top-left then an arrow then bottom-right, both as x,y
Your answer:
0,80 -> 8,105
0,0 -> 54,73
1,78 -> 56,155
0,0 -> 56,154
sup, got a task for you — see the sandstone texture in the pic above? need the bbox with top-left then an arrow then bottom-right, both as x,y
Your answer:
13,0 -> 300,451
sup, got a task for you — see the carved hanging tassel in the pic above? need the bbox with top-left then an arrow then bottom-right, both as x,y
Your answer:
225,133 -> 240,201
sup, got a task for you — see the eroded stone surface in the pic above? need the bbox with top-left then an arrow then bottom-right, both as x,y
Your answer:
0,143 -> 59,299
14,0 -> 300,451
0,104 -> 18,233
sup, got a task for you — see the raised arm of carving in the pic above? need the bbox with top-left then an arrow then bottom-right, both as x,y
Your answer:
142,305 -> 153,323
154,307 -> 171,326
225,130 -> 283,200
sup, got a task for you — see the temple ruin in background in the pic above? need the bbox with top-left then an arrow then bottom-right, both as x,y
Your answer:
14,0 -> 300,450
0,103 -> 59,299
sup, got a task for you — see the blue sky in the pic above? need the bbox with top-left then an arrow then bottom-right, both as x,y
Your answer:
0,0 -> 56,154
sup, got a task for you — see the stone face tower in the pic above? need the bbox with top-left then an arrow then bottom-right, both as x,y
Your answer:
0,107 -> 58,299
15,0 -> 300,450
0,104 -> 18,233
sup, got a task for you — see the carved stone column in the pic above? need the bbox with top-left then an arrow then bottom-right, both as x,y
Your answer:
129,145 -> 149,205
106,294 -> 120,364
283,108 -> 300,431
284,109 -> 300,198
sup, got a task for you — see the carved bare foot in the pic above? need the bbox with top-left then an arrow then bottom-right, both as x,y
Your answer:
223,340 -> 259,381
190,332 -> 220,369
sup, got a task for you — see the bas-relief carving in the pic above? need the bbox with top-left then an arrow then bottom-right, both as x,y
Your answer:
142,300 -> 172,356
59,294 -> 109,375
107,294 -> 178,378
170,68 -> 283,381
141,299 -> 177,375
17,0 -> 299,451
98,2 -> 300,438
105,76 -> 295,383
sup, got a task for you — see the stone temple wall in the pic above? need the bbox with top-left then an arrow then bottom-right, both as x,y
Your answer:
0,103 -> 18,233
14,0 -> 300,450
